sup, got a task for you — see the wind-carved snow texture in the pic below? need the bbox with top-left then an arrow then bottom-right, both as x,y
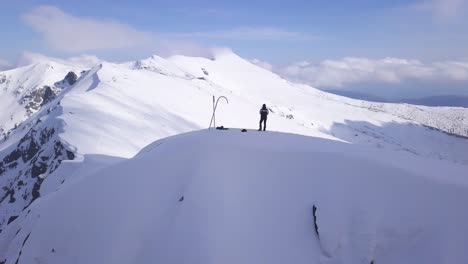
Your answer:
85,66 -> 102,92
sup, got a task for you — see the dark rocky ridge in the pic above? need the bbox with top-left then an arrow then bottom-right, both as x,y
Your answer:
0,111 -> 75,232
22,86 -> 57,115
64,71 -> 78,85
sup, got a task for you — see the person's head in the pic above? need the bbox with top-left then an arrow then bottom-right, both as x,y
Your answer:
262,104 -> 267,109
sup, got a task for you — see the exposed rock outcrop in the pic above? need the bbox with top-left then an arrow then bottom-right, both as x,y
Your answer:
0,117 -> 75,230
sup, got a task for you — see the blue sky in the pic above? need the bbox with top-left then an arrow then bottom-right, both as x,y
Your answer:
1,0 -> 468,98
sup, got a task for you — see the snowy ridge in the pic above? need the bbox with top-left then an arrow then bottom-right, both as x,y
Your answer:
1,130 -> 467,264
0,102 -> 76,233
7,50 -> 463,161
0,50 -> 467,263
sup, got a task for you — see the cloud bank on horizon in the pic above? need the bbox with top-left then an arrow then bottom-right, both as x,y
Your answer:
410,0 -> 467,21
276,57 -> 468,88
0,59 -> 11,71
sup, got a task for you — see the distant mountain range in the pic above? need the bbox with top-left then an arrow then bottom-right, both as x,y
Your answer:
400,95 -> 468,108
327,90 -> 468,108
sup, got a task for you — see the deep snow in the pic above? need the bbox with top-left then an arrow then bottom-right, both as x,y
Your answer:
2,129 -> 468,264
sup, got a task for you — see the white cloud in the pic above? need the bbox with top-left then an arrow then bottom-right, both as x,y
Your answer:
279,57 -> 468,88
22,6 -> 155,52
408,0 -> 467,21
433,0 -> 466,20
250,59 -> 273,71
21,6 -> 211,58
17,51 -> 102,68
0,58 -> 12,71
164,27 -> 314,41
434,60 -> 468,80
21,6 -> 305,57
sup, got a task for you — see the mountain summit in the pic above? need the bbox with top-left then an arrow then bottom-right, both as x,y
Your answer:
0,51 -> 468,264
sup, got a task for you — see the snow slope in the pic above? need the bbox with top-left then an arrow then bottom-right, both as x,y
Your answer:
1,50 -> 467,160
0,49 -> 467,230
1,129 -> 468,264
0,50 -> 467,263
5,50 -> 465,161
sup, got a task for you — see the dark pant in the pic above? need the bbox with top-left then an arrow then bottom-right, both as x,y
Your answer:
259,118 -> 267,131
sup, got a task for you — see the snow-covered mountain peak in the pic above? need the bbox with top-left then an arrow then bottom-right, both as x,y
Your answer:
18,52 -> 101,69
210,47 -> 238,59
0,51 -> 468,264
1,52 -> 467,161
131,55 -> 193,79
0,60 -> 88,142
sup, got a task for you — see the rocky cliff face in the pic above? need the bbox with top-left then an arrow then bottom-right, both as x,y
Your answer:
22,85 -> 57,115
0,64 -> 87,235
0,105 -> 75,234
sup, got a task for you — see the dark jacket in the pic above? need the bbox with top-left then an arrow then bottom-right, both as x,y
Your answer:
260,107 -> 269,119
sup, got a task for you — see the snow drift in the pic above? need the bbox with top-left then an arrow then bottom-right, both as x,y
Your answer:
2,129 -> 468,264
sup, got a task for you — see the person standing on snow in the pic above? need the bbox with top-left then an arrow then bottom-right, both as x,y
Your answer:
259,104 -> 269,131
